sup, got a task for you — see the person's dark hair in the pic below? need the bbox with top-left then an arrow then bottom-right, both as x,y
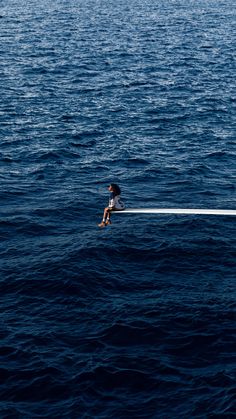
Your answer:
110,183 -> 121,196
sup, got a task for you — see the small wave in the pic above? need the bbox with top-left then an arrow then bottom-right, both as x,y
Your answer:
35,151 -> 62,162
58,114 -> 76,122
70,140 -> 96,148
0,155 -> 14,163
15,220 -> 57,236
99,322 -> 168,346
124,158 -> 150,167
77,366 -> 156,392
71,129 -> 104,139
203,151 -> 234,159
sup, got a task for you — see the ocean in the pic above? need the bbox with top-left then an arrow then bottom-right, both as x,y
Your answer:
0,0 -> 235,417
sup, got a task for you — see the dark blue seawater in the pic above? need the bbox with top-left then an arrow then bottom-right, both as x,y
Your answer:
0,0 -> 236,417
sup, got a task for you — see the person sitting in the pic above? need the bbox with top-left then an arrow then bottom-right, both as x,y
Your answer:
98,183 -> 125,227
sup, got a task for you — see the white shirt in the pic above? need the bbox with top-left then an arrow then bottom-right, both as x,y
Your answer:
109,193 -> 125,210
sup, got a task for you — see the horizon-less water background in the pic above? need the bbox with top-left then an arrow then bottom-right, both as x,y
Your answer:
0,0 -> 236,417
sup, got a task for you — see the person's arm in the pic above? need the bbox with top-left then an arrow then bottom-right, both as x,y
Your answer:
108,192 -> 115,208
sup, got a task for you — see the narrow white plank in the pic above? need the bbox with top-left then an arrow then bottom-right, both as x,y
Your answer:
114,208 -> 236,216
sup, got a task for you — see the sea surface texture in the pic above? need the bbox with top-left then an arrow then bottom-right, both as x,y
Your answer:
0,0 -> 236,417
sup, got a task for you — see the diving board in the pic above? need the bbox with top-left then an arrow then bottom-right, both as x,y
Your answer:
115,208 -> 236,216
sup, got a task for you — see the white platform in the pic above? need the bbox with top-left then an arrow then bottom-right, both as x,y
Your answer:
114,208 -> 236,216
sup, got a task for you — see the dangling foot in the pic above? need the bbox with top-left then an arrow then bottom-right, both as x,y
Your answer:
98,221 -> 106,228
105,219 -> 111,225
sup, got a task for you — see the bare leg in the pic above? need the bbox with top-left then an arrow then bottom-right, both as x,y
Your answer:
106,208 -> 112,224
103,207 -> 110,221
98,207 -> 112,227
